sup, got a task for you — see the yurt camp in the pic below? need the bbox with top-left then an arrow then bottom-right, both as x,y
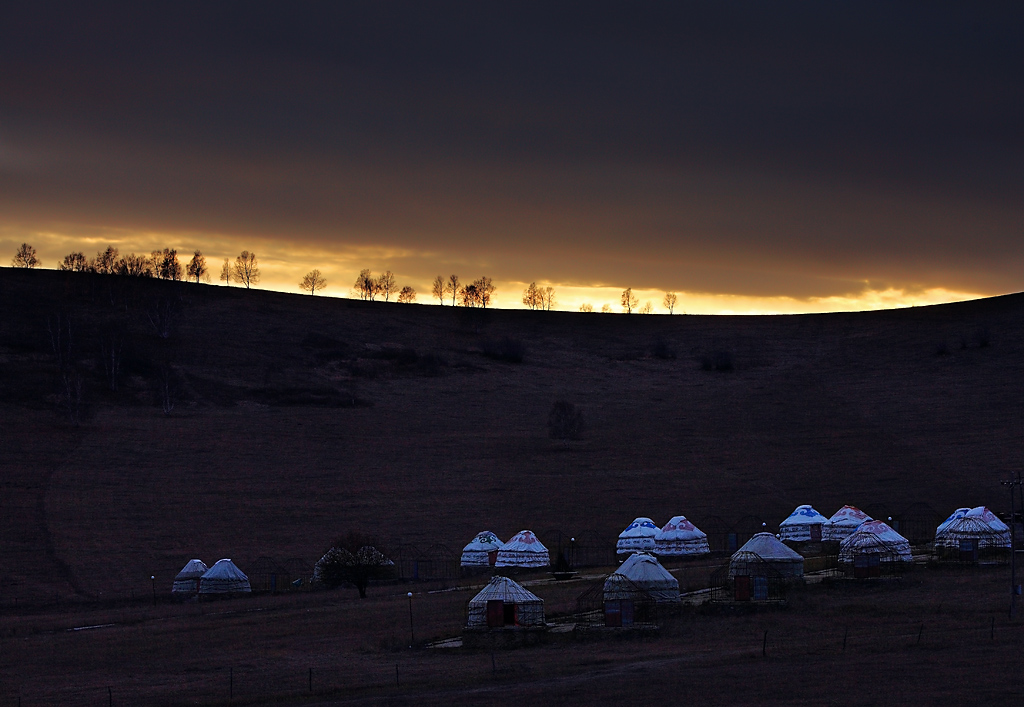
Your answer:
494,530 -> 549,569
839,520 -> 912,577
779,505 -> 829,542
460,531 -> 503,568
822,506 -> 872,542
654,516 -> 710,557
172,559 -> 208,596
198,559 -> 252,596
464,576 -> 546,647
616,517 -> 659,556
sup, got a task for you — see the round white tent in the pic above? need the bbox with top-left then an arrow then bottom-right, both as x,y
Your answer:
729,533 -> 804,578
461,531 -> 504,567
654,516 -> 710,557
779,505 -> 829,542
172,559 -> 208,594
965,506 -> 1011,546
466,575 -> 545,627
839,520 -> 912,564
616,517 -> 659,555
494,530 -> 550,568
604,552 -> 679,603
199,559 -> 252,594
935,515 -> 1007,552
823,506 -> 872,542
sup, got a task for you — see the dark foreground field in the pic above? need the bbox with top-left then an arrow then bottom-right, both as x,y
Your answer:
2,267 -> 1024,703
1,565 -> 1022,705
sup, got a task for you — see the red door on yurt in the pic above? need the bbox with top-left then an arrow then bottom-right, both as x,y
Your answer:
605,600 -> 622,627
487,550 -> 498,566
734,575 -> 752,601
620,599 -> 635,627
486,600 -> 505,627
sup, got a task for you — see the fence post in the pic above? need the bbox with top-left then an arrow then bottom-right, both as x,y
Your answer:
762,630 -> 768,657
309,667 -> 313,693
395,663 -> 400,688
842,626 -> 848,651
916,623 -> 924,645
108,686 -> 112,707
230,667 -> 233,701
991,616 -> 995,640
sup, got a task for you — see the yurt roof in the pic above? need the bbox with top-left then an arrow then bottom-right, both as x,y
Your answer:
827,506 -> 872,527
463,531 -> 503,553
174,559 -> 208,581
201,558 -> 249,581
500,530 -> 548,553
937,508 -> 971,534
613,552 -> 678,585
779,505 -> 829,526
655,516 -> 707,541
939,516 -> 999,538
966,506 -> 1010,532
618,517 -> 659,538
846,520 -> 908,545
735,533 -> 804,561
469,576 -> 542,605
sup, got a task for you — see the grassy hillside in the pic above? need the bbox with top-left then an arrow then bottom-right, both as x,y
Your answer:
2,267 -> 1022,600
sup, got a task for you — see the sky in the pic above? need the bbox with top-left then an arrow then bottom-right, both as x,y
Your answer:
1,3 -> 1022,314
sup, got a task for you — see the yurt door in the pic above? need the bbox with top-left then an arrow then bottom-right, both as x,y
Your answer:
486,600 -> 505,627
620,600 -> 634,627
604,600 -> 622,627
810,525 -> 822,542
959,539 -> 979,562
734,575 -> 752,601
488,550 -> 498,566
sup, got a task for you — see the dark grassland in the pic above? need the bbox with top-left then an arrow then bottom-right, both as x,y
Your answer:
1,267 -> 1023,704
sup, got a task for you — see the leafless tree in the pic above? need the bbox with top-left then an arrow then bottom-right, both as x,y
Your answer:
601,303 -> 612,313
11,243 -> 39,268
300,269 -> 327,295
621,287 -> 638,314
47,313 -> 83,425
117,253 -> 153,277
151,249 -> 183,281
146,294 -> 183,339
98,325 -> 124,391
59,252 -> 89,271
663,291 -> 678,314
377,270 -> 397,301
579,303 -> 593,312
540,286 -> 556,311
397,285 -> 416,303
186,250 -> 209,283
93,246 -> 119,274
459,283 -> 480,307
473,277 -> 495,308
523,282 -> 541,310
314,532 -> 395,598
431,275 -> 449,304
354,269 -> 379,300
158,365 -> 176,415
219,258 -> 232,285
447,274 -> 461,306
233,251 -> 260,289
640,301 -> 653,314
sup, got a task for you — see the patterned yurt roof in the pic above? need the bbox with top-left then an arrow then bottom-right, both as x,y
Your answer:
463,531 -> 503,553
655,516 -> 707,542
839,521 -> 912,562
966,506 -> 1010,532
936,508 -> 971,535
736,532 -> 804,561
779,505 -> 829,527
619,517 -> 659,539
468,575 -> 542,605
827,506 -> 872,528
494,530 -> 550,568
174,559 -> 208,581
498,530 -> 547,554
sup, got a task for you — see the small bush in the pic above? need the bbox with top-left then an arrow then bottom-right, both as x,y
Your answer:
548,400 -> 584,440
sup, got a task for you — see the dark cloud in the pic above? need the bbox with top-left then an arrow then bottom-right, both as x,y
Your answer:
1,3 -> 1022,300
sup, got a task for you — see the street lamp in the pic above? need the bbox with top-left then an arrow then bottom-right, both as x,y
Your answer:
151,575 -> 156,606
1001,473 -> 1023,619
407,592 -> 415,647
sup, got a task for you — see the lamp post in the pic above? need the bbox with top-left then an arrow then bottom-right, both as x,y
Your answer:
407,592 -> 415,647
151,575 -> 156,606
1002,473 -> 1023,619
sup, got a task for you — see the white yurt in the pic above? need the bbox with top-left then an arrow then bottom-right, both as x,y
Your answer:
936,508 -> 971,535
461,531 -> 504,567
823,506 -> 872,542
604,552 -> 679,603
494,530 -> 550,568
779,505 -> 829,542
654,516 -> 710,557
199,559 -> 252,594
839,520 -> 912,563
965,506 -> 1012,546
466,575 -> 545,627
729,533 -> 804,578
935,515 -> 1006,552
616,517 -> 659,555
172,559 -> 208,594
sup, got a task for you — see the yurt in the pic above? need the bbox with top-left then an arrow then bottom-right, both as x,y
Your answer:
936,508 -> 971,535
494,530 -> 550,568
466,575 -> 545,628
604,552 -> 679,603
461,531 -> 504,567
965,506 -> 1012,546
729,533 -> 804,579
172,559 -> 208,595
654,516 -> 710,557
839,520 -> 912,567
934,515 -> 1006,560
779,505 -> 829,542
199,559 -> 252,595
616,517 -> 659,555
823,506 -> 872,542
